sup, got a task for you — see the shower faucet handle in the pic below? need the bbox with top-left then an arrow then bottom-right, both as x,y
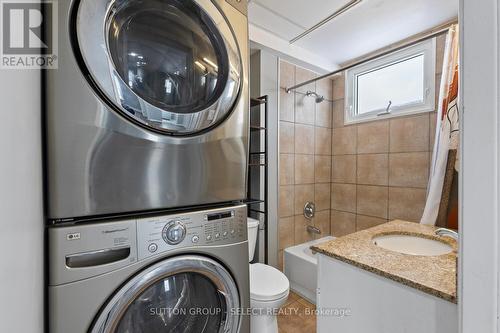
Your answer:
304,202 -> 315,219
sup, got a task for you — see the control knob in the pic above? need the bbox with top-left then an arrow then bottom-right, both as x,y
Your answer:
162,220 -> 187,245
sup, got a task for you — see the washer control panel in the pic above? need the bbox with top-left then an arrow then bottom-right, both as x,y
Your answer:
137,205 -> 247,260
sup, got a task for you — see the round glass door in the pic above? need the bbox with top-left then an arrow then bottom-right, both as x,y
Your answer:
116,273 -> 226,332
91,256 -> 240,333
75,0 -> 242,135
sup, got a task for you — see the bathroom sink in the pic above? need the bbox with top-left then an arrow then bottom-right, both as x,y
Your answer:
372,234 -> 453,256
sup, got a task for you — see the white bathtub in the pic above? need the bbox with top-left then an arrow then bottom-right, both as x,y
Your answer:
284,236 -> 335,304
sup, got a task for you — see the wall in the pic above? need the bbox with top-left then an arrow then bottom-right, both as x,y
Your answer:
249,49 -> 280,267
459,0 -> 500,330
328,34 -> 444,235
278,60 -> 334,269
0,68 -> 44,332
277,35 -> 446,268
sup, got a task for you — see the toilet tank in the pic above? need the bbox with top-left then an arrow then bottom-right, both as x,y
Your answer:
247,217 -> 260,261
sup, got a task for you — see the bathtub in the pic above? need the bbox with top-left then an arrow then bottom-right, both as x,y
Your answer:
284,236 -> 335,304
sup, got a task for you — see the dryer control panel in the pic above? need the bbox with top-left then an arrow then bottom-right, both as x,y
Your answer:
136,205 -> 247,260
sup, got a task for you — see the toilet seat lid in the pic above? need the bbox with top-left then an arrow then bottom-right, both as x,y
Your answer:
249,263 -> 290,301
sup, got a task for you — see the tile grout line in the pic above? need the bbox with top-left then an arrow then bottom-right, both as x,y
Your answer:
387,119 -> 391,221
312,76 -> 316,238
333,150 -> 432,156
292,65 -> 297,246
331,208 -> 400,222
355,119 -> 359,231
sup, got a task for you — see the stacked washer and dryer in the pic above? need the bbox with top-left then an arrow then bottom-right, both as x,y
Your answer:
45,0 -> 251,332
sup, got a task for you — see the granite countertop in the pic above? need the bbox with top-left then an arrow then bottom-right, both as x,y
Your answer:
311,220 -> 457,303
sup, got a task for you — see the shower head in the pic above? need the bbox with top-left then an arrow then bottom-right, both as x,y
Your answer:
306,91 -> 325,103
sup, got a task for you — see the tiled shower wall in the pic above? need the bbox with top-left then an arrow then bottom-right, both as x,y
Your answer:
278,61 -> 334,269
277,35 -> 446,269
329,34 -> 445,236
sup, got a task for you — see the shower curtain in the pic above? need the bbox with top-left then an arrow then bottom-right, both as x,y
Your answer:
420,24 -> 460,226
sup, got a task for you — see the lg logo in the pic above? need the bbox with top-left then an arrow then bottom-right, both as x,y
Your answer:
1,0 -> 57,69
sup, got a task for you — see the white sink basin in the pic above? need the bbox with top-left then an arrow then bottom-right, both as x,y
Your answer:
372,234 -> 453,256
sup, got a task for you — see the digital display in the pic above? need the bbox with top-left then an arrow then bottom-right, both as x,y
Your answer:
207,211 -> 232,221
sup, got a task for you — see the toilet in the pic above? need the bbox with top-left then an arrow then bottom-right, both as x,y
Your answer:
247,217 -> 290,333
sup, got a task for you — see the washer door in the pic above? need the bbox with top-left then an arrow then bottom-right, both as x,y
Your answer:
91,255 -> 240,333
75,0 -> 242,135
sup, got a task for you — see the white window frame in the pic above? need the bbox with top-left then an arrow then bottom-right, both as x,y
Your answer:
344,38 -> 436,125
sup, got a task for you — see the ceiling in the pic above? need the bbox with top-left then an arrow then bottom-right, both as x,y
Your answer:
248,0 -> 458,69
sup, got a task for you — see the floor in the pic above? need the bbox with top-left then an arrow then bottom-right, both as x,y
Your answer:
277,291 -> 317,333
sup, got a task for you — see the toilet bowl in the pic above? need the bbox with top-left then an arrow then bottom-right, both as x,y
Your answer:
248,218 -> 290,333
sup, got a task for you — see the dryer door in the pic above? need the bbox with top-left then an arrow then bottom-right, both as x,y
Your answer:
75,0 -> 242,135
91,255 -> 241,333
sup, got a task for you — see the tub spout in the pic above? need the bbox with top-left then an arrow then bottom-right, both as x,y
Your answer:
307,225 -> 321,235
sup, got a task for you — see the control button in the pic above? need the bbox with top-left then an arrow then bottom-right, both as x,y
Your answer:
148,243 -> 158,253
191,235 -> 199,243
206,234 -> 212,241
162,220 -> 187,245
230,229 -> 235,235
223,231 -> 228,237
215,232 -> 220,239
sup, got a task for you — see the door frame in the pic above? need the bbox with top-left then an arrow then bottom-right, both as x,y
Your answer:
459,0 -> 500,331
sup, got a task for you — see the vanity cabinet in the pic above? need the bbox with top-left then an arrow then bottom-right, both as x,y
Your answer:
316,254 -> 458,333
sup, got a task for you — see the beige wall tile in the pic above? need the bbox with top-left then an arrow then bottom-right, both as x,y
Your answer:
389,187 -> 426,222
279,60 -> 295,89
295,93 -> 315,125
294,215 -> 314,244
429,111 -> 437,150
357,185 -> 389,218
279,185 -> 294,217
389,152 -> 429,188
331,183 -> 356,213
316,78 -> 333,101
295,124 -> 314,154
332,74 -> 345,101
294,184 -> 314,215
314,183 -> 331,211
280,88 -> 294,122
315,101 -> 332,128
279,121 -> 294,154
357,121 -> 389,153
294,154 -> 314,184
332,126 -> 357,155
278,250 -> 284,271
295,66 -> 316,94
314,155 -> 331,183
278,57 -> 437,253
357,154 -> 389,186
279,216 -> 294,250
314,210 -> 331,237
332,155 -> 356,183
435,74 -> 442,107
435,34 -> 446,75
279,154 -> 294,185
332,99 -> 345,128
390,115 -> 430,152
330,210 -> 356,236
315,127 -> 332,155
356,215 -> 387,231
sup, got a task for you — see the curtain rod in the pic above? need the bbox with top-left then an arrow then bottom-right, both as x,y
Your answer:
290,0 -> 363,44
285,26 -> 453,93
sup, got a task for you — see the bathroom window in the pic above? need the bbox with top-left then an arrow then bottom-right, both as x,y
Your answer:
345,38 -> 436,124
